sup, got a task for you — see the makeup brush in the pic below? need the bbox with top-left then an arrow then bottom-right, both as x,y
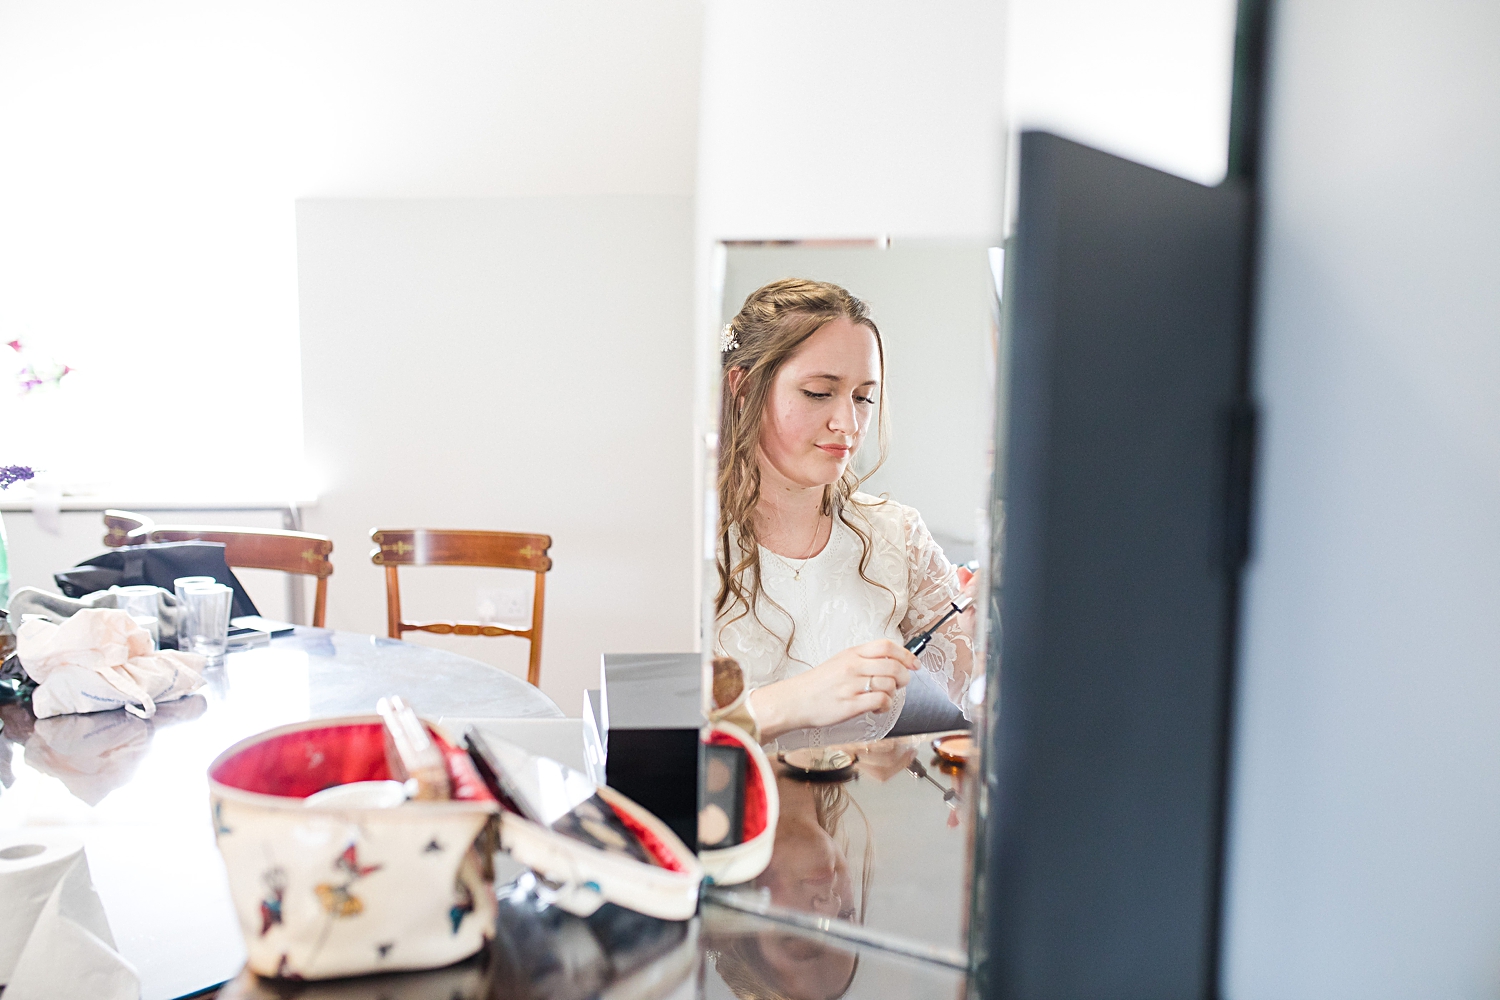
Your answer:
904,596 -> 974,656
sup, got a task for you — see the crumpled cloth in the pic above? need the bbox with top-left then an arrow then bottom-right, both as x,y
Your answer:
16,608 -> 206,720
9,585 -> 184,650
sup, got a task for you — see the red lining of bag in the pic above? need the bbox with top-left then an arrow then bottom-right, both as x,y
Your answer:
606,799 -> 689,873
211,721 -> 495,803
706,729 -> 767,842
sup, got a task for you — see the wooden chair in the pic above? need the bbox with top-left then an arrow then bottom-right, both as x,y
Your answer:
102,509 -> 335,628
370,528 -> 552,688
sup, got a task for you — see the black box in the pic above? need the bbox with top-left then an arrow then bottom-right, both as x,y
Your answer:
599,653 -> 702,849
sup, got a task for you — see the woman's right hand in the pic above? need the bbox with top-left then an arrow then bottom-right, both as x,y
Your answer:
748,639 -> 918,742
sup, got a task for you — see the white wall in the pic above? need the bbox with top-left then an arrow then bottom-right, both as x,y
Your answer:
296,197 -> 698,715
696,1 -> 1009,244
1006,0 -> 1238,189
3,0 -> 699,494
1222,1 -> 1500,996
1,2 -> 706,714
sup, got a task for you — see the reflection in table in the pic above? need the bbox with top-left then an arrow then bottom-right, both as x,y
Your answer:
703,731 -> 974,965
215,878 -> 967,1000
0,628 -> 561,1000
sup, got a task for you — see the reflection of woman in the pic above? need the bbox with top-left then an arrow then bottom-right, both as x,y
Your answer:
716,279 -> 977,750
711,772 -> 870,1000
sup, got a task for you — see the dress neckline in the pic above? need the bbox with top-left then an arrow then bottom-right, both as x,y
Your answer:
758,516 -> 840,578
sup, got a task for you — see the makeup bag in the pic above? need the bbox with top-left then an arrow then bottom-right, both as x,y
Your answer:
697,720 -> 778,886
479,734 -> 704,921
208,716 -> 501,980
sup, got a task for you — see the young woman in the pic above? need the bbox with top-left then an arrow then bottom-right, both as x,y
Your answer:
715,278 -> 978,750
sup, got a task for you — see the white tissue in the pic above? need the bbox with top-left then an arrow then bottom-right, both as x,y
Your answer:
17,609 -> 206,720
0,836 -> 140,999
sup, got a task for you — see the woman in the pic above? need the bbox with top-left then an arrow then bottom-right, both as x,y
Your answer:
715,278 -> 977,750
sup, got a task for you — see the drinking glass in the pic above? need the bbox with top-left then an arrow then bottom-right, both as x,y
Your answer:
174,576 -> 216,650
116,584 -> 161,621
182,583 -> 233,659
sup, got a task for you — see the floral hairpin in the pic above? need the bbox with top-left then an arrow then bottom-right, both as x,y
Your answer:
720,323 -> 740,354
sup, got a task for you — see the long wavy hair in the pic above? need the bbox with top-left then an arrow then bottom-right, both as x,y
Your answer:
715,278 -> 894,656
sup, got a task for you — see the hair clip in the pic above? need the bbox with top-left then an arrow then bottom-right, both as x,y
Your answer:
720,323 -> 740,353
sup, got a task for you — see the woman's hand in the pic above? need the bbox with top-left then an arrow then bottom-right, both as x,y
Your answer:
748,639 -> 918,742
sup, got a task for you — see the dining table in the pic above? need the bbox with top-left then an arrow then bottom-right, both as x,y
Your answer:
0,627 -> 562,1000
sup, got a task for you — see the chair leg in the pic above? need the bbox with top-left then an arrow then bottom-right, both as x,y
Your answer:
526,571 -> 546,688
312,577 -> 328,629
385,566 -> 403,640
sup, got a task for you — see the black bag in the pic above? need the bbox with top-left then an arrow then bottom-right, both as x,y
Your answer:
55,541 -> 261,619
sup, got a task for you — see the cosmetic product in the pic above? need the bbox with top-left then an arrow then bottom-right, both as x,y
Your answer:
465,729 -> 657,866
933,733 -> 976,767
778,747 -> 858,781
600,652 -> 703,849
697,742 -> 747,850
904,596 -> 975,656
377,695 -> 451,800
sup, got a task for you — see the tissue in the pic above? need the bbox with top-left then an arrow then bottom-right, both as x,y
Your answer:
0,835 -> 140,998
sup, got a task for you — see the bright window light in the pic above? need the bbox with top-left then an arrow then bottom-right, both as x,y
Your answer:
0,5 -> 306,502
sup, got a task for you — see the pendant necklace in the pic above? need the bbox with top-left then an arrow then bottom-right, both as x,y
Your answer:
777,512 -> 827,581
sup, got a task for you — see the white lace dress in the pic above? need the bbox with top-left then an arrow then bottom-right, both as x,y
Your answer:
715,492 -> 977,751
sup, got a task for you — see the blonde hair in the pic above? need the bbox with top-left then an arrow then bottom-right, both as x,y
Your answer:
715,278 -> 895,655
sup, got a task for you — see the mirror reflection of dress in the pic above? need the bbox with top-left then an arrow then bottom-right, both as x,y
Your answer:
716,492 -> 976,751
708,772 -> 870,1000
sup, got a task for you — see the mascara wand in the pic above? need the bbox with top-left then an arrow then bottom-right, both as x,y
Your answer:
904,596 -> 974,656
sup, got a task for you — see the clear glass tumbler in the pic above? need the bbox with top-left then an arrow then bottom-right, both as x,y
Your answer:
116,584 -> 161,621
173,576 -> 216,650
182,582 -> 233,659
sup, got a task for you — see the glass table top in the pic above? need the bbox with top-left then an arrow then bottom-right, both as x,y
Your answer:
214,881 -> 969,1000
703,730 -> 975,966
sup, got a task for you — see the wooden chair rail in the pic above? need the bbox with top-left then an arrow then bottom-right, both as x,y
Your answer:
103,509 -> 153,548
371,527 -> 551,688
149,527 -> 335,579
400,621 -> 534,639
371,529 -> 551,573
100,509 -> 334,629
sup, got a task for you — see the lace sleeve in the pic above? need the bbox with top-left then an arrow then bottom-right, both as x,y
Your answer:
898,506 -> 978,721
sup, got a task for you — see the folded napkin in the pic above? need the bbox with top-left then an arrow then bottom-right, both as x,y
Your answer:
0,834 -> 140,999
16,608 -> 207,720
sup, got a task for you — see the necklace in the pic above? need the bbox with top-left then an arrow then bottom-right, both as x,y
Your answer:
769,512 -> 828,581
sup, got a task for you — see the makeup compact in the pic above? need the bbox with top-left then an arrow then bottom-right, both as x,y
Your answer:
698,742 -> 747,850
933,734 -> 975,767
778,746 -> 858,781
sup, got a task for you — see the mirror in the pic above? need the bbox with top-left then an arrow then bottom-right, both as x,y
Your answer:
699,241 -> 1003,966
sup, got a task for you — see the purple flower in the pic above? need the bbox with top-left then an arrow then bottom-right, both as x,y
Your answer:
0,465 -> 35,490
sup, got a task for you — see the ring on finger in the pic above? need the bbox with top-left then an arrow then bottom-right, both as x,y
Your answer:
863,677 -> 872,694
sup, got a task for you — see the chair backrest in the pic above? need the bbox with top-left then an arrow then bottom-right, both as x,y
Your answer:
103,509 -> 154,547
101,509 -> 334,627
370,528 -> 552,688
